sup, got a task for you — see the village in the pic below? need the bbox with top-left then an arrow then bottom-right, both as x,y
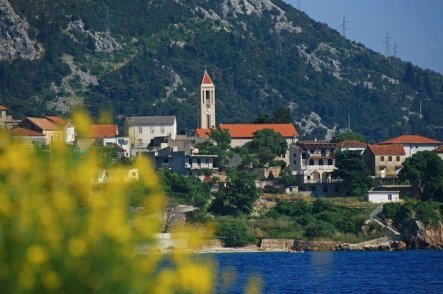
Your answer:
1,70 -> 442,206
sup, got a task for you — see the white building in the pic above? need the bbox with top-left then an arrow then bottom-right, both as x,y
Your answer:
198,70 -> 216,129
379,135 -> 442,158
125,116 -> 177,155
367,191 -> 400,203
336,140 -> 367,154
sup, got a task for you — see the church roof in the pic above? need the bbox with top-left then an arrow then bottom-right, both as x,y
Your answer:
195,128 -> 211,138
201,70 -> 213,85
219,123 -> 299,138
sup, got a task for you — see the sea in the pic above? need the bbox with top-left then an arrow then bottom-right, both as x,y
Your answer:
208,250 -> 443,293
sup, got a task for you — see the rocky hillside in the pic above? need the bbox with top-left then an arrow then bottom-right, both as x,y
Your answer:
1,0 -> 443,140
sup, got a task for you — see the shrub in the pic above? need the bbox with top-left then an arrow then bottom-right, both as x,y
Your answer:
304,220 -> 337,239
271,200 -> 311,217
415,201 -> 442,226
382,203 -> 402,220
312,199 -> 335,214
216,219 -> 257,247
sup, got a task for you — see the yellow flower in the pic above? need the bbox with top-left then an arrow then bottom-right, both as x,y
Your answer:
26,245 -> 48,265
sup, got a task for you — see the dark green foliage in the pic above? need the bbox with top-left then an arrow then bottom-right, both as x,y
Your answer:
278,168 -> 297,187
194,128 -> 231,169
331,131 -> 366,143
254,108 -> 292,124
399,151 -> 443,200
332,151 -> 373,196
210,170 -> 260,216
248,129 -> 288,166
382,201 -> 442,227
158,169 -> 211,211
125,181 -> 149,207
216,218 -> 257,247
304,220 -> 337,238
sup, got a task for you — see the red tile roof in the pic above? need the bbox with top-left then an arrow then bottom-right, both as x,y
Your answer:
380,135 -> 442,145
89,124 -> 118,138
434,146 -> 443,154
45,116 -> 69,127
201,70 -> 213,85
10,127 -> 44,137
219,123 -> 299,138
26,117 -> 60,131
368,144 -> 406,156
0,105 -> 7,111
195,128 -> 211,138
336,140 -> 367,149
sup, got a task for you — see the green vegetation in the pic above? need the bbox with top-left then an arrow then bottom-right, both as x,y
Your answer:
194,128 -> 231,170
216,217 -> 257,247
331,131 -> 366,143
399,151 -> 443,201
383,201 -> 443,227
254,108 -> 292,124
248,129 -> 288,167
332,151 -> 373,197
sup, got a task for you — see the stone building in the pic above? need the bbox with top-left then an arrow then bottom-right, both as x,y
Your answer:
364,144 -> 406,178
379,134 -> 442,158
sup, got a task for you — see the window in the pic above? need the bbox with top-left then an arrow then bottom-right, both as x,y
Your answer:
328,159 -> 333,165
293,160 -> 297,165
150,127 -> 154,134
321,149 -> 326,156
137,139 -> 143,147
302,153 -> 307,159
188,158 -> 192,165
379,166 -> 385,171
388,194 -> 392,201
380,156 -> 385,161
197,158 -> 201,164
163,158 -> 169,163
309,159 -> 314,166
319,159 -> 324,166
388,156 -> 392,162
139,127 -> 142,134
161,127 -> 165,134
396,156 -> 400,161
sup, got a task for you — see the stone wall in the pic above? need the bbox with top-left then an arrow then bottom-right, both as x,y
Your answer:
260,239 -> 294,251
292,240 -> 342,251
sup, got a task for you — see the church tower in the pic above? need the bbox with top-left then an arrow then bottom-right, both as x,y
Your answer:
198,70 -> 216,129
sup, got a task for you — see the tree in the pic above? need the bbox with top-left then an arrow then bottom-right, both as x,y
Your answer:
399,151 -> 443,200
210,170 -> 260,215
249,129 -> 288,166
254,108 -> 292,124
216,218 -> 257,247
331,131 -> 366,143
195,128 -> 231,169
332,151 -> 373,197
278,168 -> 297,187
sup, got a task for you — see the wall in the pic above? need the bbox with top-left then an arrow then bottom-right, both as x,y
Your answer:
367,191 -> 400,203
374,154 -> 405,178
127,121 -> 177,148
260,239 -> 294,251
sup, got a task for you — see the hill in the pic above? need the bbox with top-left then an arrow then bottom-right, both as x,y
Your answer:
1,0 -> 443,140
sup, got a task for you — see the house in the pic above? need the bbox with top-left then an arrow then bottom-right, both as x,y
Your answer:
9,127 -> 46,146
336,140 -> 367,154
148,146 -> 218,180
379,135 -> 442,157
45,116 -> 75,144
0,105 -> 18,129
124,116 -> 177,156
367,190 -> 400,203
289,141 -> 343,196
434,146 -> 443,160
78,124 -> 129,157
17,117 -> 63,145
364,144 -> 406,178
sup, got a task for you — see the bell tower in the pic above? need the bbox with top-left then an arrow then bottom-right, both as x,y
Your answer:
198,70 -> 216,129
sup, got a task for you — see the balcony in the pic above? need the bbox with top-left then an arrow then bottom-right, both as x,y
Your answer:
303,179 -> 343,184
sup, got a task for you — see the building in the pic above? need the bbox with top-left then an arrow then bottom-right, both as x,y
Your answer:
124,116 -> 177,155
149,146 -> 217,180
367,190 -> 400,203
364,144 -> 406,178
198,70 -> 216,130
9,127 -> 46,146
77,124 -> 129,157
17,117 -> 63,145
434,146 -> 443,160
379,135 -> 442,158
0,105 -> 17,129
336,140 -> 367,154
45,116 -> 75,144
289,141 -> 343,196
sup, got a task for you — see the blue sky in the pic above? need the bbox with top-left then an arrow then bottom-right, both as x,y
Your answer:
285,0 -> 443,74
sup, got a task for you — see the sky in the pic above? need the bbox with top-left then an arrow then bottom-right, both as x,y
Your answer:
285,0 -> 443,74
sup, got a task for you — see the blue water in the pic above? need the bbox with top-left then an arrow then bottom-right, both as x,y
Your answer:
210,251 -> 443,293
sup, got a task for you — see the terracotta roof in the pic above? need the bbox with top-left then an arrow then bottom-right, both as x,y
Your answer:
45,116 -> 69,127
368,144 -> 406,156
380,135 -> 442,145
89,124 -> 118,138
296,141 -> 336,150
10,127 -> 44,137
195,128 -> 211,138
434,146 -> 443,154
0,105 -> 7,111
219,123 -> 299,138
201,70 -> 213,85
336,140 -> 367,149
26,117 -> 60,131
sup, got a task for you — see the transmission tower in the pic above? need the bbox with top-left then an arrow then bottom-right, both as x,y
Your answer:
340,17 -> 348,50
384,32 -> 392,57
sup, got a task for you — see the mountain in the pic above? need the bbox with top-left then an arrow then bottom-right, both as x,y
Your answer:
1,0 -> 443,141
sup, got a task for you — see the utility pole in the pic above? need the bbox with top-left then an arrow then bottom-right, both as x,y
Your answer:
340,17 -> 348,50
384,32 -> 392,57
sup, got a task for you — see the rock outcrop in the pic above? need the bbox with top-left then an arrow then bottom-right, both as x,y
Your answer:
399,220 -> 443,249
0,0 -> 42,61
292,240 -> 341,251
